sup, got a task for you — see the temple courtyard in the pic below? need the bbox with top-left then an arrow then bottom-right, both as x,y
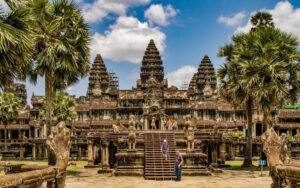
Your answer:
1,160 -> 272,187
66,169 -> 271,188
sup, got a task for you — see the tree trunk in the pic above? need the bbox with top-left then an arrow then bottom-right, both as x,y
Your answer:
262,109 -> 269,133
243,97 -> 253,167
4,121 -> 7,151
45,73 -> 56,166
45,73 -> 52,136
261,108 -> 269,166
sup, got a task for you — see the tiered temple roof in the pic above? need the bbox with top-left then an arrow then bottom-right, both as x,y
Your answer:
87,54 -> 111,98
139,39 -> 164,87
191,55 -> 217,100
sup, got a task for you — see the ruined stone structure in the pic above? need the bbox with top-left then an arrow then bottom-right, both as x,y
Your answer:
0,39 -> 300,179
0,121 -> 70,188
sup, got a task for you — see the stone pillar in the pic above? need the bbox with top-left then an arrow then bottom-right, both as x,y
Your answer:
32,144 -> 36,160
18,130 -> 21,140
87,140 -> 94,166
20,147 -> 24,160
101,142 -> 109,168
8,130 -> 11,139
29,129 -> 32,139
78,146 -> 82,160
34,128 -> 38,138
144,116 -> 148,130
211,143 -> 218,164
220,143 -> 226,164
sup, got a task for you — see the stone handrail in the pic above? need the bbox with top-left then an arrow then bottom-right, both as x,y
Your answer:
0,166 -> 65,188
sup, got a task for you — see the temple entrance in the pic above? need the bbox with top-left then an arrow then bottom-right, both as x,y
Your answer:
148,115 -> 160,130
109,141 -> 117,168
256,123 -> 263,136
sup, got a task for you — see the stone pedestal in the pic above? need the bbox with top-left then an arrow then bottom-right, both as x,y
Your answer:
114,150 -> 144,176
182,151 -> 211,176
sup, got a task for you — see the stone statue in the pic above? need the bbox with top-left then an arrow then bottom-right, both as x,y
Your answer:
112,117 -> 126,133
295,129 -> 300,142
150,116 -> 156,130
261,128 -> 300,188
184,116 -> 192,136
47,121 -> 71,188
128,118 -> 136,150
187,126 -> 195,150
129,115 -> 136,129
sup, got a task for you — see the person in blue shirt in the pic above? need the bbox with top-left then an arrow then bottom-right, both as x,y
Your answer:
161,139 -> 169,161
174,150 -> 183,181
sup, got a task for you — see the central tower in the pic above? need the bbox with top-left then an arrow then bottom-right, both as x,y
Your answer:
137,39 -> 167,89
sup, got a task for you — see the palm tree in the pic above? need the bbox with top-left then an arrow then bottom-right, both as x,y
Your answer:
248,28 -> 299,132
0,0 -> 33,90
25,0 -> 89,137
0,92 -> 21,150
250,12 -> 274,29
218,13 -> 300,167
218,38 -> 256,167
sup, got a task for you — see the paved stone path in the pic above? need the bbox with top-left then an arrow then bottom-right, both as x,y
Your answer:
66,169 -> 272,188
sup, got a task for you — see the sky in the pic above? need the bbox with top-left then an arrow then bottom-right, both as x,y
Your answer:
1,0 -> 300,104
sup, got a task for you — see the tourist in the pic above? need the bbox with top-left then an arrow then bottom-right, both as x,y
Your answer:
174,150 -> 183,181
168,118 -> 173,130
161,139 -> 169,161
172,119 -> 178,131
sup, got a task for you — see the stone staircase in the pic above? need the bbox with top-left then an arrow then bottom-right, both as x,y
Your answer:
144,132 -> 176,180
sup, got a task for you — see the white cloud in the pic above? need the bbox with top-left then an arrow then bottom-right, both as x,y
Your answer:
236,1 -> 300,40
90,16 -> 166,63
218,12 -> 246,27
166,65 -> 197,88
144,4 -> 178,26
0,0 -> 9,13
82,0 -> 150,23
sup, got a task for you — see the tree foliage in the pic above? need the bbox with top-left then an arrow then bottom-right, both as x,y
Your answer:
38,92 -> 77,122
0,0 -> 34,90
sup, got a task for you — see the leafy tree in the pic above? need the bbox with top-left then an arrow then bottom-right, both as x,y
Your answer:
0,92 -> 21,150
24,0 -> 89,137
0,0 -> 33,90
38,92 -> 77,122
218,12 -> 300,167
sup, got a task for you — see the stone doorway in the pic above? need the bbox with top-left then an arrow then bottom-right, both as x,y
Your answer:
148,115 -> 161,130
109,141 -> 117,168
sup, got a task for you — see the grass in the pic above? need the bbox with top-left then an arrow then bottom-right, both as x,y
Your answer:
0,160 -> 88,173
225,160 -> 269,171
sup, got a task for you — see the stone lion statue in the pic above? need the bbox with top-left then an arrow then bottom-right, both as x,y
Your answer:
47,121 -> 71,188
128,115 -> 136,150
261,128 -> 300,188
187,126 -> 195,150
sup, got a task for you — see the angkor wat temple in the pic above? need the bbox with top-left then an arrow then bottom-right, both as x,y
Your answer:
0,40 -> 300,179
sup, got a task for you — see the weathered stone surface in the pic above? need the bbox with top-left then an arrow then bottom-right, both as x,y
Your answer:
262,128 -> 300,188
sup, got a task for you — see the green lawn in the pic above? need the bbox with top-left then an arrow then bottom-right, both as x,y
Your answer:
225,160 -> 269,171
0,160 -> 88,173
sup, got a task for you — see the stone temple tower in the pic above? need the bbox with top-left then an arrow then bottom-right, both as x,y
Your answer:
189,55 -> 217,100
87,54 -> 112,100
137,39 -> 167,89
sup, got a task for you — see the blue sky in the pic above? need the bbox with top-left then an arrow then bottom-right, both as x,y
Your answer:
8,0 -> 300,104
